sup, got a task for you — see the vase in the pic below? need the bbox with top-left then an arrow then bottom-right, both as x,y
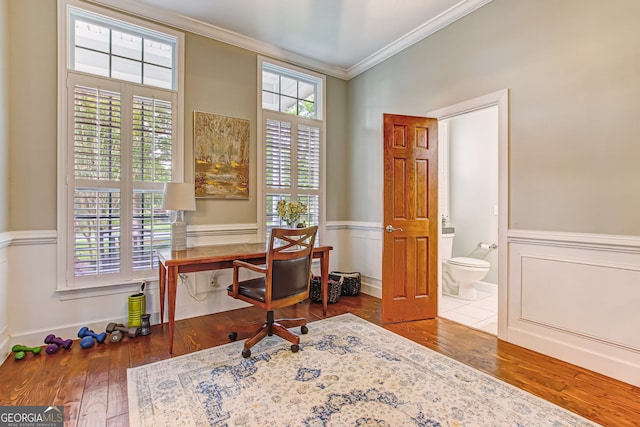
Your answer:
283,217 -> 300,228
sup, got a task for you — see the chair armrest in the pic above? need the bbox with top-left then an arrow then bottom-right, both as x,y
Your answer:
233,260 -> 267,274
229,260 -> 267,298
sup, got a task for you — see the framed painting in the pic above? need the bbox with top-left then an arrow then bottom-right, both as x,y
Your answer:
194,111 -> 250,199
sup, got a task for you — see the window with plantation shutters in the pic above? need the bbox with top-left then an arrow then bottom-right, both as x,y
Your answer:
59,2 -> 183,289
72,84 -> 122,277
260,59 -> 325,239
265,119 -> 292,189
131,95 -> 173,272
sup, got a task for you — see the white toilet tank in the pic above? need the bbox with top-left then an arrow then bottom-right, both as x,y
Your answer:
441,231 -> 454,260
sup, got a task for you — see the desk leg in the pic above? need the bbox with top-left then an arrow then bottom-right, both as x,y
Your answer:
320,251 -> 330,316
167,266 -> 178,354
159,262 -> 166,326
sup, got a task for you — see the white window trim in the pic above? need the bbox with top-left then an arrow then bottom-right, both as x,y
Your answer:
257,56 -> 326,241
56,0 -> 185,291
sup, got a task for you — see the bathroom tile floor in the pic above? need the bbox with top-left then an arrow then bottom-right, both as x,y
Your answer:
439,289 -> 497,335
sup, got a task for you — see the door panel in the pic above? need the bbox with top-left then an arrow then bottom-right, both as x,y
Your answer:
382,114 -> 438,323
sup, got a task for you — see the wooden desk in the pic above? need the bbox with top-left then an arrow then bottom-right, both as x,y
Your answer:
157,243 -> 333,353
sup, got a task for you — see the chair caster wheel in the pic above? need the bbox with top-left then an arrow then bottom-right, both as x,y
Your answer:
291,344 -> 299,353
229,332 -> 237,341
301,325 -> 308,334
241,349 -> 251,358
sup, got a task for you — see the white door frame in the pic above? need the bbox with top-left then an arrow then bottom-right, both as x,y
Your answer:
427,89 -> 509,339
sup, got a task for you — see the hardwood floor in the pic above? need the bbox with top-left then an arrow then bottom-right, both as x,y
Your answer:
1,294 -> 639,426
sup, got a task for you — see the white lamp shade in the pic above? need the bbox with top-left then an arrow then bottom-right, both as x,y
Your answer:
161,183 -> 196,211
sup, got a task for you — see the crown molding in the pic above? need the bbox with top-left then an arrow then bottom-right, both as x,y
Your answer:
86,0 -> 349,79
87,0 -> 492,80
346,0 -> 493,79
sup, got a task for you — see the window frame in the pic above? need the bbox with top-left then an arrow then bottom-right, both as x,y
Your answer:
257,56 -> 326,240
56,0 -> 185,291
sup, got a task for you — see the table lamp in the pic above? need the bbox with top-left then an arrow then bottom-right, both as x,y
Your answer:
161,182 -> 196,251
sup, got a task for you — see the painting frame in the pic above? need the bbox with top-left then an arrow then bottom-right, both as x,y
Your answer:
193,111 -> 250,199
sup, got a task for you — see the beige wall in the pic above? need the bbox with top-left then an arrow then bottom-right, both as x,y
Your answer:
0,0 -> 8,232
7,0 -> 350,232
348,0 -> 640,235
325,76 -> 349,222
8,0 -> 58,231
184,33 -> 258,226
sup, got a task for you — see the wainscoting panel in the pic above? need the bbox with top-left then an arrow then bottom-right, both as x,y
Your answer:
5,224 -> 350,349
520,255 -> 640,350
508,230 -> 640,387
352,236 -> 382,280
326,222 -> 383,297
0,241 -> 9,364
4,225 -> 262,349
10,224 -> 640,387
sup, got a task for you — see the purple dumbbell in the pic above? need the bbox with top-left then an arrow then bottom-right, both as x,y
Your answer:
44,334 -> 73,354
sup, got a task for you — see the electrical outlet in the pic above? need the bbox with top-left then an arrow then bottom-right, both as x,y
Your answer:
209,273 -> 218,289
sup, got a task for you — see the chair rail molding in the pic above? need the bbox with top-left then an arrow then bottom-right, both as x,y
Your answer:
326,221 -> 383,232
508,229 -> 640,252
5,230 -> 57,247
0,232 -> 9,249
187,223 -> 258,237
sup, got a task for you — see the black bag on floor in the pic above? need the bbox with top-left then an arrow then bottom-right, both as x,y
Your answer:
309,275 -> 342,304
329,271 -> 361,296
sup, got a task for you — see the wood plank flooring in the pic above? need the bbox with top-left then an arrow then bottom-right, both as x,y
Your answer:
1,294 -> 639,426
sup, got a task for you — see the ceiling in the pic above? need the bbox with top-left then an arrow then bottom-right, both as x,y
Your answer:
93,0 -> 492,79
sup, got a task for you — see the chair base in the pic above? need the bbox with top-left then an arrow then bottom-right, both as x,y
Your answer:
229,310 -> 308,358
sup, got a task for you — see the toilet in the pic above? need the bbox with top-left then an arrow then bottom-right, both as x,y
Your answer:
441,231 -> 490,300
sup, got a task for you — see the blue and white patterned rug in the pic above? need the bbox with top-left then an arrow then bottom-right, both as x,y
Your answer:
127,313 -> 598,426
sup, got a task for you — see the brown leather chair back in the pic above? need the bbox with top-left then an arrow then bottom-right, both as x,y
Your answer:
268,226 -> 318,301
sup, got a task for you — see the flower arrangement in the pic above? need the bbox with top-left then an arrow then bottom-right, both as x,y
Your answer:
277,200 -> 307,228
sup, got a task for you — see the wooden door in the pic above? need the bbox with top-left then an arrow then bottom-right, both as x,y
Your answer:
382,114 -> 438,323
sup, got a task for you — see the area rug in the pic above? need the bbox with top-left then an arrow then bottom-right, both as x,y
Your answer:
127,313 -> 598,426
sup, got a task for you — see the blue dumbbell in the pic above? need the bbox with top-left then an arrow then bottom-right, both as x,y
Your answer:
77,327 -> 107,349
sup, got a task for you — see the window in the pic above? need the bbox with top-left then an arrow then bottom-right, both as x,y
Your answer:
68,6 -> 177,89
58,1 -> 184,289
259,59 -> 325,238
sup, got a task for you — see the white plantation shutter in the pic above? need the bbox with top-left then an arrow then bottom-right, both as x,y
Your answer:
298,193 -> 320,228
72,84 -> 122,277
263,112 -> 322,235
131,96 -> 173,271
73,190 -> 121,276
67,75 -> 175,286
297,124 -> 320,227
265,119 -> 292,189
132,96 -> 173,182
297,124 -> 320,190
73,86 -> 121,181
132,191 -> 168,271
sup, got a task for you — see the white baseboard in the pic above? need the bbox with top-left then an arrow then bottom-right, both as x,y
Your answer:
0,326 -> 10,366
361,276 -> 381,298
476,280 -> 497,295
7,312 -> 162,351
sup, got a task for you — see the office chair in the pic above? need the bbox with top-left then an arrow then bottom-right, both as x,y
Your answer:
227,226 -> 318,358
